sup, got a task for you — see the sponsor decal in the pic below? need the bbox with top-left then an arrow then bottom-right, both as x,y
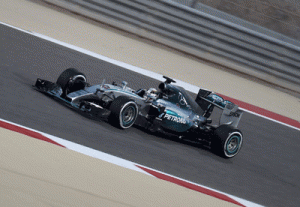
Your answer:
158,113 -> 165,118
178,92 -> 188,106
164,114 -> 186,124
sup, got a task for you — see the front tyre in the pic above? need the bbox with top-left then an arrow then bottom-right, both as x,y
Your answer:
211,125 -> 243,158
109,96 -> 138,129
56,68 -> 87,97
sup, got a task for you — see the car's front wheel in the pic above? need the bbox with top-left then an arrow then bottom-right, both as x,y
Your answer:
56,68 -> 87,97
109,96 -> 138,129
211,125 -> 243,158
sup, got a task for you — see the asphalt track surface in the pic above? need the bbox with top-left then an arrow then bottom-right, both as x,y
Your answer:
1,24 -> 299,207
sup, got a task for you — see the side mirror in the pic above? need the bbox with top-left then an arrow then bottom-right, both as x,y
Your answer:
122,81 -> 128,89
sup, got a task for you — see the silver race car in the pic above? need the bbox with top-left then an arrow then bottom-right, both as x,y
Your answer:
34,68 -> 243,158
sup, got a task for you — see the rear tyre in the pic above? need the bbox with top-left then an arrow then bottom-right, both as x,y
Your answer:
109,96 -> 138,129
56,68 -> 86,97
211,125 -> 243,158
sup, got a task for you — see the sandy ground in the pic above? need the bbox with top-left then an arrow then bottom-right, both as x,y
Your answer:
0,0 -> 299,121
0,127 -> 238,207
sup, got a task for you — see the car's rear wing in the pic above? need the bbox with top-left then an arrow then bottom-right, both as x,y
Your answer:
195,89 -> 243,128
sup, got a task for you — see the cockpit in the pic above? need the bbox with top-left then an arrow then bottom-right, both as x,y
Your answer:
158,82 -> 203,114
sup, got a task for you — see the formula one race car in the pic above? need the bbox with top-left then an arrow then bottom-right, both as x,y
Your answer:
34,68 -> 243,158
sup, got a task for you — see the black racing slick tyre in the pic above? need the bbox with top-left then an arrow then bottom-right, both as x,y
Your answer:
211,125 -> 243,158
109,96 -> 139,129
56,68 -> 87,97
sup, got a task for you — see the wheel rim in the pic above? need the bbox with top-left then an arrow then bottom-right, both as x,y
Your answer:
225,133 -> 242,157
121,105 -> 136,127
66,78 -> 85,94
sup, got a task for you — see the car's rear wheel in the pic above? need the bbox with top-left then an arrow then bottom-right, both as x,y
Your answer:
109,96 -> 138,129
211,125 -> 243,158
56,68 -> 86,97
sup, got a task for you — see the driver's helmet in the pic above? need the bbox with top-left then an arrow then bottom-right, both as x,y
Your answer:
147,88 -> 157,95
145,88 -> 158,102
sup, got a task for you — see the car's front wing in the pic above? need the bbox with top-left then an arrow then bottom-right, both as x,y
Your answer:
33,78 -> 111,119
